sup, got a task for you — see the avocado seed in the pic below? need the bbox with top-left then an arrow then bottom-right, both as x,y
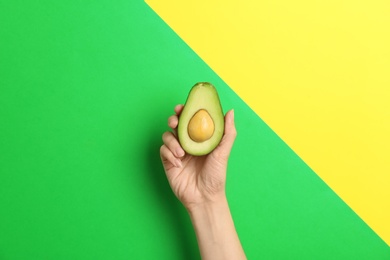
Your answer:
188,109 -> 215,142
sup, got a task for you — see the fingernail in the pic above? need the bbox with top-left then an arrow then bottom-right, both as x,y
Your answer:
175,159 -> 182,168
176,148 -> 185,157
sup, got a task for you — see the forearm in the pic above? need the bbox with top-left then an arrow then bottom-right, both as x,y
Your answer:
188,197 -> 247,260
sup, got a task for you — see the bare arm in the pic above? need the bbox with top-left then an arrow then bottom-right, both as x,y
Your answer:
188,199 -> 246,260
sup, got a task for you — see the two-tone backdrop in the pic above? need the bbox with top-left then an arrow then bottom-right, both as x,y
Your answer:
1,0 -> 389,259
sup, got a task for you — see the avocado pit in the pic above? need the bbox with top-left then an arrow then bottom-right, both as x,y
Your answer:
188,109 -> 215,142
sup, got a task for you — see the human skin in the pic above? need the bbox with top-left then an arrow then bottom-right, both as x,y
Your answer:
160,104 -> 246,260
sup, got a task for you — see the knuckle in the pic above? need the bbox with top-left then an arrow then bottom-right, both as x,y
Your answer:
162,131 -> 170,141
168,116 -> 177,126
229,129 -> 237,139
160,144 -> 165,153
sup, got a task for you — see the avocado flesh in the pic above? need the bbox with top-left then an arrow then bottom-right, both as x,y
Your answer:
178,82 -> 224,156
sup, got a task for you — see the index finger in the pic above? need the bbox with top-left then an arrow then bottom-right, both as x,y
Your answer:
174,104 -> 184,116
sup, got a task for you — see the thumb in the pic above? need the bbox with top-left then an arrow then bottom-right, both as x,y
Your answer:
212,109 -> 237,161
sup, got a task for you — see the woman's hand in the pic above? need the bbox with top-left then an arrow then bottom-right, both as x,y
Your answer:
160,104 -> 246,260
160,104 -> 236,210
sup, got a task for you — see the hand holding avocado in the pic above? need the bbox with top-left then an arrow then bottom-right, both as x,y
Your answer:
160,83 -> 236,209
160,83 -> 246,260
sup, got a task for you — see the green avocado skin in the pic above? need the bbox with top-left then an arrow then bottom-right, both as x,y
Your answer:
178,82 -> 225,156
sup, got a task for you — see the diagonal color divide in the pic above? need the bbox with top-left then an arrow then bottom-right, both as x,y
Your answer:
146,0 -> 390,245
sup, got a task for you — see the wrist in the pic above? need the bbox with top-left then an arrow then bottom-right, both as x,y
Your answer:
186,193 -> 228,215
188,197 -> 230,246
186,195 -> 246,260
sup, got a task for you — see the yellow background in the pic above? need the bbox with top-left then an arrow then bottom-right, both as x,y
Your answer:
146,0 -> 390,245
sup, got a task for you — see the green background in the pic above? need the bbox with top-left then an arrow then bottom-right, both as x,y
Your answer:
1,0 -> 389,259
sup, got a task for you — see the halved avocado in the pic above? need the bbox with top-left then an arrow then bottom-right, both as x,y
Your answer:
178,82 -> 224,156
